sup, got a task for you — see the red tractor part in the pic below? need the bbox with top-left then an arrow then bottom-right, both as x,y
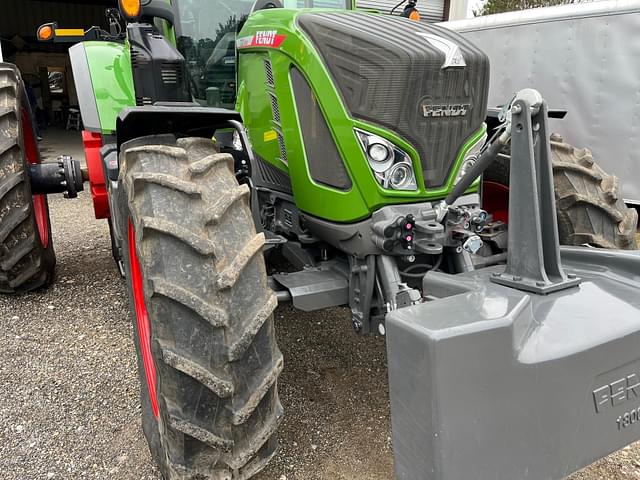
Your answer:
128,220 -> 159,418
482,180 -> 509,224
20,106 -> 50,248
82,130 -> 110,219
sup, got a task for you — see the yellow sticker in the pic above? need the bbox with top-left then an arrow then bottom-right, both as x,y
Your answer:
55,28 -> 85,37
264,130 -> 278,142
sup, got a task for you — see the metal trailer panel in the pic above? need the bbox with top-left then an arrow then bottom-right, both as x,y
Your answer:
441,0 -> 640,204
357,0 -> 446,22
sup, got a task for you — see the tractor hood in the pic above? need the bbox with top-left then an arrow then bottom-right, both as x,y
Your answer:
297,13 -> 490,188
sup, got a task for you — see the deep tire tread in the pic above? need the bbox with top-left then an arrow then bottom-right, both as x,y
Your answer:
485,135 -> 637,249
0,63 -> 55,294
206,184 -> 250,225
150,277 -> 229,327
120,135 -> 282,480
216,233 -> 266,290
158,340 -> 234,398
140,216 -> 217,256
0,204 -> 30,243
166,415 -> 234,452
1,234 -> 35,270
231,353 -> 284,425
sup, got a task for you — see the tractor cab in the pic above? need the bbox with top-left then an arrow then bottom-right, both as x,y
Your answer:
173,0 -> 354,107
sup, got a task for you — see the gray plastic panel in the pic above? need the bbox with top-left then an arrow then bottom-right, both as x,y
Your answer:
68,43 -> 101,133
387,247 -> 640,480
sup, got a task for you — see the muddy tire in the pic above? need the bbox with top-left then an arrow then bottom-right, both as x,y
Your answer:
118,135 -> 283,479
485,134 -> 638,249
0,64 -> 55,293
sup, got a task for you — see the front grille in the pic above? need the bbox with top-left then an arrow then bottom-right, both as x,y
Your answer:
298,13 -> 490,188
277,132 -> 288,164
264,59 -> 275,87
269,93 -> 281,124
290,67 -> 352,190
255,155 -> 292,193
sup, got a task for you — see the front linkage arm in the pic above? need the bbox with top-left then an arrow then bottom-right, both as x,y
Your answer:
439,88 -> 580,294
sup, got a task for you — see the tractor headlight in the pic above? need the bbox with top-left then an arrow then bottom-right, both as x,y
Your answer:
455,133 -> 487,185
356,130 -> 417,191
388,163 -> 413,189
368,143 -> 392,163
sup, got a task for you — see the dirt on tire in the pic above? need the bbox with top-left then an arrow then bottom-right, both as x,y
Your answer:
0,64 -> 55,294
118,135 -> 283,479
485,133 -> 638,249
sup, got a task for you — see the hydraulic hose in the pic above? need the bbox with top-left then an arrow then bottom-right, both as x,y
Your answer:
445,133 -> 507,206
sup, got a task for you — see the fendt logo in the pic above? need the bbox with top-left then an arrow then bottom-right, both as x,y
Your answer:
422,103 -> 470,118
593,373 -> 640,413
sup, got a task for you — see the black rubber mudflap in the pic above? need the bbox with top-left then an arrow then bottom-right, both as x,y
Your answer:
118,135 -> 283,479
0,63 -> 56,293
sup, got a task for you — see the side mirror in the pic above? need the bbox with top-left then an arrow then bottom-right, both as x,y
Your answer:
251,0 -> 284,13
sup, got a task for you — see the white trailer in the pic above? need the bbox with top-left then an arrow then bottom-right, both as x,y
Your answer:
442,0 -> 640,204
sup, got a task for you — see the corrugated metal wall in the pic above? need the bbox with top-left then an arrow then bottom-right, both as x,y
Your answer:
0,0 -> 107,38
356,0 -> 446,22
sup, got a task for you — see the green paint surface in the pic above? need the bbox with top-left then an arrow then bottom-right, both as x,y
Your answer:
237,9 -> 485,222
83,41 -> 135,133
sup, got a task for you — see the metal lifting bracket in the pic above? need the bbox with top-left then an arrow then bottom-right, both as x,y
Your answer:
490,98 -> 581,294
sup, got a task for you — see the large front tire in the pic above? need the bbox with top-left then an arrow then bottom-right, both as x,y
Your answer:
485,134 -> 638,249
118,135 -> 283,479
0,64 -> 55,293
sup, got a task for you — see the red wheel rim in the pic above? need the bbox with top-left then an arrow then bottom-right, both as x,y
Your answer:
31,195 -> 49,248
20,107 -> 49,248
128,219 -> 159,418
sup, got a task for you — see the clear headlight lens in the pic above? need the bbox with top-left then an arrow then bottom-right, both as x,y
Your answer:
368,143 -> 391,163
455,133 -> 487,185
356,129 -> 417,191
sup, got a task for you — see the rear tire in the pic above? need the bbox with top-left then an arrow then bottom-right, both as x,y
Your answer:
0,64 -> 55,293
484,134 -> 638,249
118,135 -> 283,479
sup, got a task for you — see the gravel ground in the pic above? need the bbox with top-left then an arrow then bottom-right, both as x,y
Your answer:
1,130 -> 639,480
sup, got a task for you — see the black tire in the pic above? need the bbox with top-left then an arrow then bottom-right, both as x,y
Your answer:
118,135 -> 283,479
0,64 -> 55,293
485,133 -> 638,249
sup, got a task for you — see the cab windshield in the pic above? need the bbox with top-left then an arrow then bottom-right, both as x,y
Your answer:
174,0 -> 351,108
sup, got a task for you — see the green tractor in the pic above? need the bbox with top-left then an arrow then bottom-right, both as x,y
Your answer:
8,0 -> 638,478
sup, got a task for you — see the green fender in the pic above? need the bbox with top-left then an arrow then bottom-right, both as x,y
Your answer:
69,41 -> 135,134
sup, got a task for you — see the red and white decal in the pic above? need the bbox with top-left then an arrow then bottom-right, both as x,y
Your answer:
237,30 -> 286,49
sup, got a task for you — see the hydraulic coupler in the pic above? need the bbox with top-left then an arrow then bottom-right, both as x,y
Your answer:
28,155 -> 85,198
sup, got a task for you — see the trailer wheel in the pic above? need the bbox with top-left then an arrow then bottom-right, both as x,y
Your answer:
118,135 -> 283,479
484,134 -> 638,249
0,64 -> 55,294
